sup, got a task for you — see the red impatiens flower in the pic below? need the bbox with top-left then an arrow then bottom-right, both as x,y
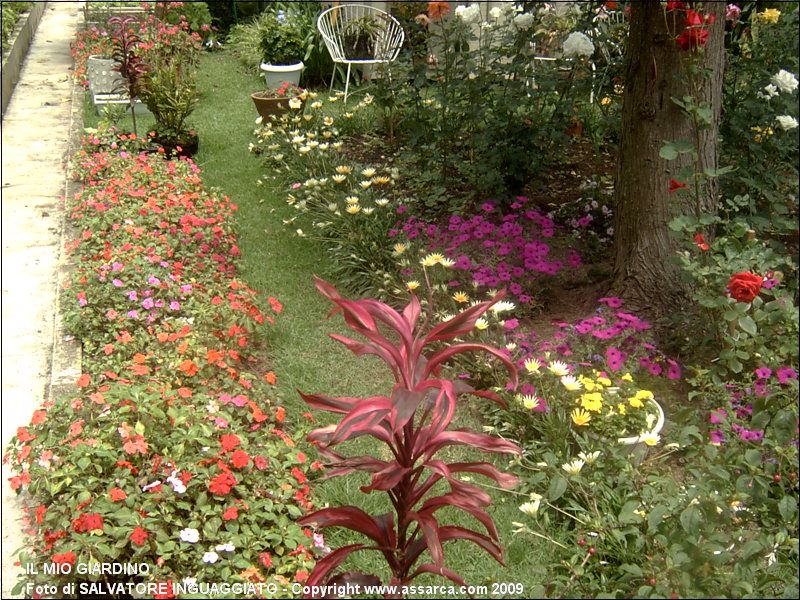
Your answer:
222,506 -> 239,521
123,434 -> 149,455
153,580 -> 175,599
130,526 -> 149,546
72,512 -> 104,533
35,505 -> 46,525
693,232 -> 709,251
208,472 -> 237,496
727,272 -> 763,303
16,427 -> 35,443
76,373 -> 91,388
230,450 -> 250,469
666,1 -> 685,10
220,433 -> 241,452
253,455 -> 269,470
669,178 -> 687,192
52,551 -> 77,568
109,488 -> 128,502
178,359 -> 199,376
31,410 -> 47,425
259,552 -> 273,568
291,467 -> 307,484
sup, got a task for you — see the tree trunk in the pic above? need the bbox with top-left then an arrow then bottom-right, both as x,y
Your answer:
612,1 -> 725,315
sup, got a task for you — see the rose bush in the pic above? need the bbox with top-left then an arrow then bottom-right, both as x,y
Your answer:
5,130 -> 318,596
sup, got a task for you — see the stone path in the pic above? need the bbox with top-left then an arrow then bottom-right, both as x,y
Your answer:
1,2 -> 83,596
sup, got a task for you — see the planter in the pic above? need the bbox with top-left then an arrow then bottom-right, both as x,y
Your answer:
617,398 -> 665,465
259,61 -> 304,90
251,92 -> 303,120
87,55 -> 123,95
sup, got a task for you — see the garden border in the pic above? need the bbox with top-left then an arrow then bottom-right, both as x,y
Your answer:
1,1 -> 47,117
47,51 -> 85,405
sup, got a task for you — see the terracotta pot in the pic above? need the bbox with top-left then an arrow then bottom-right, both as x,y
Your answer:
251,92 -> 302,120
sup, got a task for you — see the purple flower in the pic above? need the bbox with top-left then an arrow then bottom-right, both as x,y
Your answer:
709,429 -> 725,444
396,205 -> 407,214
755,367 -> 772,380
127,291 -> 138,301
148,276 -> 161,286
709,409 -> 727,425
598,296 -> 624,308
648,363 -> 663,376
667,359 -> 681,380
112,262 -> 124,271
127,310 -> 139,319
776,366 -> 798,384
605,347 -> 624,371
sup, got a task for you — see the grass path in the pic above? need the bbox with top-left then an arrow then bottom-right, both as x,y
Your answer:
189,51 -> 549,595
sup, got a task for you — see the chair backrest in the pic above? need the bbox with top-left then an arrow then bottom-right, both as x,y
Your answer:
317,3 -> 404,62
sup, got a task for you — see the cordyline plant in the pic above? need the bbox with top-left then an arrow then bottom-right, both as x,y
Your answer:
297,277 -> 521,595
109,16 -> 147,135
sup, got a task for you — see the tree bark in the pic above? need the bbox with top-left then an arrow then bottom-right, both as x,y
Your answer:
612,1 -> 725,315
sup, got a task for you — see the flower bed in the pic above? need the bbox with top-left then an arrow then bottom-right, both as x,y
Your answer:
5,129 -> 319,596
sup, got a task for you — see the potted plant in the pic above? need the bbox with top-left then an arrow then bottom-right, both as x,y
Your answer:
108,16 -> 148,135
258,10 -> 305,88
341,13 -> 389,60
139,55 -> 200,157
251,81 -> 306,120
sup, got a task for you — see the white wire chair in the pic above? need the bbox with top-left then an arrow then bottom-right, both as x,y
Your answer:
589,7 -> 628,103
317,3 -> 404,101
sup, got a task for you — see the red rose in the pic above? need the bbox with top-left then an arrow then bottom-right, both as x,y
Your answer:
727,272 -> 763,303
693,232 -> 709,251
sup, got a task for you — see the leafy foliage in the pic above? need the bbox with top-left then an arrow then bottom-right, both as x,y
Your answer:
298,278 -> 521,588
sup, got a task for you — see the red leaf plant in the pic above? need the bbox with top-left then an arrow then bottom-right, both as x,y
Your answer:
298,277 -> 521,596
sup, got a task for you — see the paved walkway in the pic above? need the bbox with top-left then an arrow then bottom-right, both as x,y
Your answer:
1,2 -> 83,596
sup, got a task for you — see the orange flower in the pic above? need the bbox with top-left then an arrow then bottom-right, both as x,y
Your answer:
31,410 -> 47,425
130,364 -> 151,376
427,1 -> 450,21
109,488 -> 127,502
123,435 -> 148,455
176,387 -> 193,399
275,406 -> 286,423
178,360 -> 199,376
264,371 -> 277,385
76,373 -> 91,388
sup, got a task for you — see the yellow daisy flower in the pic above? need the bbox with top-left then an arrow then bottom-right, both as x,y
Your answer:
571,408 -> 591,426
452,291 -> 470,304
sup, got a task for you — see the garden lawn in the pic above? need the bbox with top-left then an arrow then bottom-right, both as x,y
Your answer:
190,51 -> 552,595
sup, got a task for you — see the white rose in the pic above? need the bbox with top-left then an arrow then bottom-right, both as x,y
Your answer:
455,3 -> 481,24
563,32 -> 595,58
489,7 -> 502,19
513,12 -> 534,29
776,115 -> 798,131
771,69 -> 798,94
758,83 -> 779,100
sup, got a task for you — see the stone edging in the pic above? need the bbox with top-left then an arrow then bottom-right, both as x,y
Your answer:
1,1 -> 48,117
48,50 -> 85,406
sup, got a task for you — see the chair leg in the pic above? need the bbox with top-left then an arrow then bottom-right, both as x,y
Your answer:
329,64 -> 336,94
344,63 -> 352,102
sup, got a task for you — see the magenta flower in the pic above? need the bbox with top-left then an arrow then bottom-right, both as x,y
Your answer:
709,409 -> 728,425
112,278 -> 124,287
666,359 -> 681,380
776,366 -> 798,384
598,296 -> 624,308
142,298 -> 155,310
127,291 -> 138,301
755,367 -> 772,380
648,363 -> 663,376
112,262 -> 124,271
725,3 -> 741,21
504,319 -> 519,331
709,429 -> 725,444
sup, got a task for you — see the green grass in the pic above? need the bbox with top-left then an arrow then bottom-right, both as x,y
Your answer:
190,51 -> 550,596
83,50 -> 552,596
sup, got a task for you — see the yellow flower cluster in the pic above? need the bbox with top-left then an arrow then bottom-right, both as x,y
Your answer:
755,8 -> 781,24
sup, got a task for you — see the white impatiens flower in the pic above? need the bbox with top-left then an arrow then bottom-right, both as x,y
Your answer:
776,115 -> 798,131
562,32 -> 595,58
513,12 -> 535,30
179,528 -> 200,543
771,69 -> 798,94
202,551 -> 219,564
215,543 -> 235,552
166,470 -> 186,494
